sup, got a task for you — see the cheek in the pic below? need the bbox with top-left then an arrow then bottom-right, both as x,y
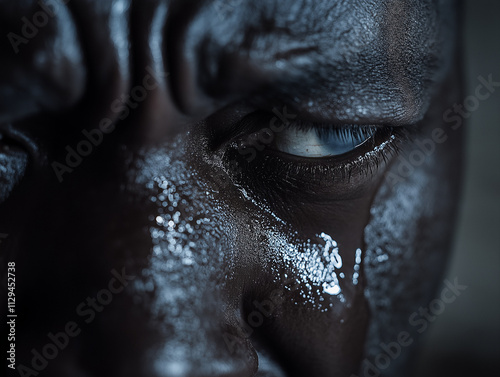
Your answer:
129,134 -> 372,375
230,214 -> 370,376
362,112 -> 464,374
128,140 -> 259,372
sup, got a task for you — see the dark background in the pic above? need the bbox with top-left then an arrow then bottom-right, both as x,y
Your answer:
416,1 -> 500,375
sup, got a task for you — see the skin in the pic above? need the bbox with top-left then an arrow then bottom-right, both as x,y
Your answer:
0,0 -> 463,376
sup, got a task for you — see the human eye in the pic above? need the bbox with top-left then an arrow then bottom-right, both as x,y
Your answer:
207,109 -> 412,205
273,120 -> 377,158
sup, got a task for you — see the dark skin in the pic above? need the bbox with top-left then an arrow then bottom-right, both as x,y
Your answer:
0,0 -> 463,376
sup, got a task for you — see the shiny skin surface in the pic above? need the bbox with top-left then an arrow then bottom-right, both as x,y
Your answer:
0,1 -> 462,376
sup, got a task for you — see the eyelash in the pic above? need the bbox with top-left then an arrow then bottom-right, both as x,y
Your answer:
232,123 -> 411,176
213,111 -> 417,200
281,119 -> 379,143
266,125 -> 408,182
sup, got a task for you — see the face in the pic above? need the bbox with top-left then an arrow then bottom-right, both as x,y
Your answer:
1,0 -> 463,376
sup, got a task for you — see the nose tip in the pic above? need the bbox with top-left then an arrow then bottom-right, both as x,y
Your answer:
151,340 -> 258,377
146,315 -> 258,377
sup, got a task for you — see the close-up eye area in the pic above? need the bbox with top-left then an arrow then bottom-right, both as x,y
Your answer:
264,120 -> 410,184
1,1 -> 498,377
0,129 -> 29,203
210,109 -> 411,204
273,122 -> 378,158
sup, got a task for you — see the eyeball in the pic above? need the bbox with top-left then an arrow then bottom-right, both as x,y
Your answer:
274,125 -> 377,158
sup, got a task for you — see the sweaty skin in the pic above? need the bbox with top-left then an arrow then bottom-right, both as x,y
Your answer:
0,1 -> 462,376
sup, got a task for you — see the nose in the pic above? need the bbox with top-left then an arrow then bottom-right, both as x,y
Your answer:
116,150 -> 261,377
166,0 -> 442,125
147,308 -> 258,377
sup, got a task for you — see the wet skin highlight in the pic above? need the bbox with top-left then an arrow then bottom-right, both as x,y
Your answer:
0,1 -> 463,376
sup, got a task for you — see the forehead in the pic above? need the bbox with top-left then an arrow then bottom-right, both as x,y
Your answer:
0,0 -> 457,127
171,0 -> 457,123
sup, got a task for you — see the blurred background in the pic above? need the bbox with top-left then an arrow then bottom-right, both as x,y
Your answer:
416,1 -> 500,376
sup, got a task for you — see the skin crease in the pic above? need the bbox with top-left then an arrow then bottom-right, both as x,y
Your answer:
0,0 -> 463,376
